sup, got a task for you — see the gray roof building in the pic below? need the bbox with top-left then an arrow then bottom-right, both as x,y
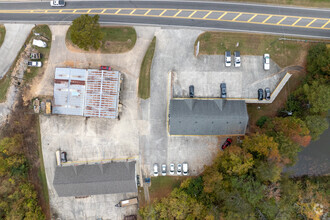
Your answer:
169,99 -> 248,135
53,161 -> 137,197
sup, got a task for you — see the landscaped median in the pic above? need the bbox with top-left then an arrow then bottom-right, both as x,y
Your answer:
195,32 -> 311,68
66,26 -> 137,53
138,37 -> 156,99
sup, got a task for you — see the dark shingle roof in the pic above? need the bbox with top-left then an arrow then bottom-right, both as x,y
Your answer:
53,161 -> 137,197
169,99 -> 248,135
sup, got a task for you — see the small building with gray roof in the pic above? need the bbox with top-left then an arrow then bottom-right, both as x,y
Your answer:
169,99 -> 248,135
53,161 -> 137,197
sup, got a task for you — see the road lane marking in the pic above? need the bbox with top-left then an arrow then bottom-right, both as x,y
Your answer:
144,9 -> 151,15
203,11 -> 212,19
292,17 -> 302,26
87,9 -> 91,13
115,9 -> 121,14
101,9 -> 106,14
188,10 -> 197,18
306,18 -> 316,27
173,10 -> 182,17
247,14 -> 257,22
129,9 -> 136,15
321,20 -> 330,28
262,15 -> 272,23
159,9 -> 167,16
277,16 -> 287,24
232,13 -> 242,21
217,12 -> 227,20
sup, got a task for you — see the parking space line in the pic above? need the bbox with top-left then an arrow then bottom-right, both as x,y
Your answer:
321,20 -> 330,28
188,10 -> 197,18
262,15 -> 272,23
144,9 -> 151,15
247,14 -> 257,22
173,10 -> 182,17
115,9 -> 121,14
159,9 -> 167,16
277,16 -> 287,24
306,18 -> 317,27
232,13 -> 242,21
129,9 -> 136,15
203,11 -> 213,19
217,12 -> 227,20
292,17 -> 302,26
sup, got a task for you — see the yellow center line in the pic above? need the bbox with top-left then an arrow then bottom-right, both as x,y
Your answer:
87,9 -> 91,13
188,10 -> 197,18
101,9 -> 106,14
173,9 -> 182,17
59,10 -> 63,12
247,14 -> 257,22
292,17 -> 302,26
203,11 -> 213,19
115,9 -> 121,14
144,9 -> 151,15
232,13 -> 242,21
321,20 -> 330,28
129,9 -> 136,15
73,9 -> 77,13
262,15 -> 272,23
217,12 -> 227,20
277,16 -> 287,24
159,9 -> 167,16
306,18 -> 317,27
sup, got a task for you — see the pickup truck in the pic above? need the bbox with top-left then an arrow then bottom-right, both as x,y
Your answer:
32,39 -> 47,48
115,198 -> 138,207
28,61 -> 42,67
30,53 -> 42,60
50,0 -> 65,6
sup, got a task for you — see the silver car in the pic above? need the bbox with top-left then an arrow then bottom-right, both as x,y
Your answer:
153,163 -> 159,177
169,163 -> 175,175
162,164 -> 167,176
177,164 -> 182,175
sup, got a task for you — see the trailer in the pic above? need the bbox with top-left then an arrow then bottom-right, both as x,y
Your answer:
30,53 -> 42,60
115,198 -> 138,207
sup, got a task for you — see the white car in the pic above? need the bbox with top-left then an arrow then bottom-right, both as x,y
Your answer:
225,51 -> 231,67
263,54 -> 270,70
161,164 -> 167,176
153,163 -> 158,177
32,39 -> 47,48
28,61 -> 42,67
177,164 -> 182,175
169,163 -> 175,175
183,162 -> 188,176
50,0 -> 65,7
234,51 -> 241,67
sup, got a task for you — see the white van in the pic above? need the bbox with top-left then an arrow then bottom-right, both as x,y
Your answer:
32,39 -> 47,48
183,162 -> 188,176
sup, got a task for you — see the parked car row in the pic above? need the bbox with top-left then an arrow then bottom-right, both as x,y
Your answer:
224,51 -> 241,67
258,87 -> 271,100
153,162 -> 188,176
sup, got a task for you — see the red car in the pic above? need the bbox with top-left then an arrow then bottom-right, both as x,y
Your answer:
221,138 -> 232,150
99,66 -> 111,70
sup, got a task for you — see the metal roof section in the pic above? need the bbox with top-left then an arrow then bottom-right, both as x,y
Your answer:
53,68 -> 87,116
169,99 -> 249,135
84,69 -> 121,119
53,161 -> 137,197
52,68 -> 121,119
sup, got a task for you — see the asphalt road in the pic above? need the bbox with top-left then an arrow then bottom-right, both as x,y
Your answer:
0,1 -> 329,38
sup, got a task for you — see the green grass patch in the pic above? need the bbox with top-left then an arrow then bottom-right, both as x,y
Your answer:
0,24 -> 5,48
66,26 -> 137,53
24,25 -> 52,82
0,73 -> 12,102
149,176 -> 188,202
138,37 -> 156,99
195,32 -> 310,67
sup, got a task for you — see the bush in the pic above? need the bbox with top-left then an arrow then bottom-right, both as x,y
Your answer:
256,116 -> 270,128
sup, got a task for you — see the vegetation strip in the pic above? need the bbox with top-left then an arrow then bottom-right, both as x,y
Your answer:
138,37 -> 156,99
0,24 -> 5,48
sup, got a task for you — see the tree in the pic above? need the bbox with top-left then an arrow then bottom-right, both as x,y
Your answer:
255,161 -> 282,183
305,115 -> 329,140
274,133 -> 301,166
303,81 -> 330,114
69,14 -> 104,50
307,43 -> 330,77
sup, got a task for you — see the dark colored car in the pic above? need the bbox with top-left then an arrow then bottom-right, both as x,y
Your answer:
189,85 -> 194,98
99,66 -> 111,70
61,151 -> 67,163
258,88 -> 263,100
221,138 -> 233,150
220,83 -> 226,98
265,87 -> 271,100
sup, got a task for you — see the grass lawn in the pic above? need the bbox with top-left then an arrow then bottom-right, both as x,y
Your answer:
66,26 -> 137,53
0,24 -> 5,48
138,37 -> 156,99
0,73 -> 12,102
213,0 -> 330,8
195,32 -> 312,68
149,176 -> 188,203
24,25 -> 52,82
